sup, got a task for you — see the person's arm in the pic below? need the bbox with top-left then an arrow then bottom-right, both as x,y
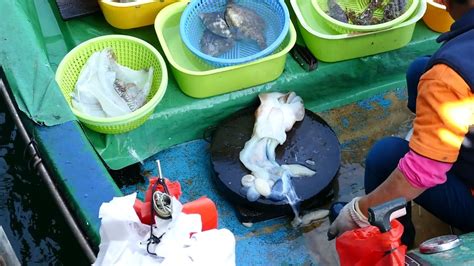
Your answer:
328,64 -> 472,240
358,169 -> 425,217
359,64 -> 472,216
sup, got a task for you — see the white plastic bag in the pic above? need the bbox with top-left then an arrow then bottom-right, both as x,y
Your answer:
94,194 -> 236,266
71,48 -> 153,118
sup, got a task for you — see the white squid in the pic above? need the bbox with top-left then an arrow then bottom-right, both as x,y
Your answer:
239,92 -> 316,205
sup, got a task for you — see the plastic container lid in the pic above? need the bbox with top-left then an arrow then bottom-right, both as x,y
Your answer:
419,235 -> 462,254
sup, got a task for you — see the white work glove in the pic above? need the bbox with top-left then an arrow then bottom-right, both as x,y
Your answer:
327,197 -> 370,240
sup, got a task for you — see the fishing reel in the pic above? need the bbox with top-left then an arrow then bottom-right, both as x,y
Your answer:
152,190 -> 172,220
146,160 -> 173,255
151,159 -> 173,220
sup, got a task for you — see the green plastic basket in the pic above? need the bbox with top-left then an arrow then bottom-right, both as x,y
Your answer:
312,0 -> 419,33
55,35 -> 168,134
155,2 -> 297,98
290,0 -> 426,62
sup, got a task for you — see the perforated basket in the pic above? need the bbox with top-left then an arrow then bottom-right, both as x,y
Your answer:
55,35 -> 168,134
180,0 -> 290,67
312,0 -> 419,33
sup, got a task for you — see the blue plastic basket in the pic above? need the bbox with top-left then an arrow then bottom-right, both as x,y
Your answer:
180,0 -> 290,67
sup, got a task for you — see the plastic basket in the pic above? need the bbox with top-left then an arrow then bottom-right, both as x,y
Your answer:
99,0 -> 180,29
312,0 -> 419,33
290,0 -> 426,62
55,35 -> 168,134
180,0 -> 290,67
155,2 -> 297,98
423,0 -> 453,33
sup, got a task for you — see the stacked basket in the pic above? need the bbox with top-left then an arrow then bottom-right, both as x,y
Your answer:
154,1 -> 297,98
288,0 -> 427,62
179,0 -> 290,67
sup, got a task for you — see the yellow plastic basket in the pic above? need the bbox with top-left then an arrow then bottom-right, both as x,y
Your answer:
423,0 -> 454,33
99,0 -> 180,29
55,35 -> 168,134
312,0 -> 419,33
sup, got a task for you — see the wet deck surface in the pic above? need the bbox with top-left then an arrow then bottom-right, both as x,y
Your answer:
114,86 -> 471,265
118,88 -> 423,265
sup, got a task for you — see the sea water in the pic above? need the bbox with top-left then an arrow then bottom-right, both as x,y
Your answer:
0,104 -> 88,264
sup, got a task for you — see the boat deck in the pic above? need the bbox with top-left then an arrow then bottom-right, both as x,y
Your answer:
2,0 -> 474,264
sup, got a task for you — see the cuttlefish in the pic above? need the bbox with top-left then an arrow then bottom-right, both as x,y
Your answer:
225,1 -> 267,49
200,29 -> 235,57
239,92 -> 316,204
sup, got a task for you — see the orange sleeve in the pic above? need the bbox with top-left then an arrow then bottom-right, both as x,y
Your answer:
409,64 -> 474,162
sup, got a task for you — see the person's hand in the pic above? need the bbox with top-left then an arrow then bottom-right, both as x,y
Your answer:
327,197 -> 370,240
